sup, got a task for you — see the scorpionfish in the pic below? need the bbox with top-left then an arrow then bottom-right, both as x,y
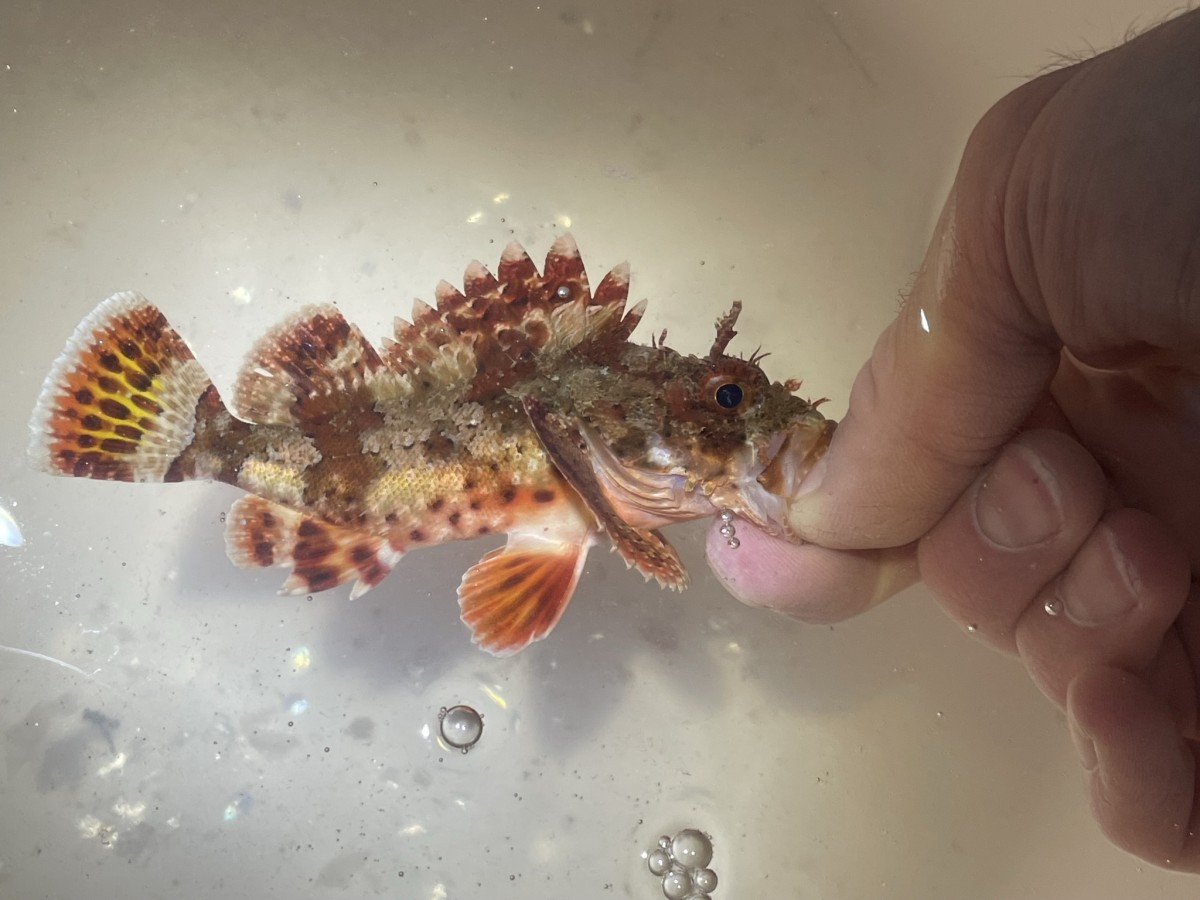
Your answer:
29,235 -> 833,655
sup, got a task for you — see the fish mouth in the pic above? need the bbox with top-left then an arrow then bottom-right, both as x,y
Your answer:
720,415 -> 836,539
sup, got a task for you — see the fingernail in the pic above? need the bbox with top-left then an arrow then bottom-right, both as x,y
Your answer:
1061,524 -> 1140,627
1069,717 -> 1099,773
973,445 -> 1063,550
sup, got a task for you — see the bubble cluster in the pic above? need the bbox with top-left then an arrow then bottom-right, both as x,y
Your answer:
644,828 -> 717,899
438,704 -> 484,753
717,509 -> 739,550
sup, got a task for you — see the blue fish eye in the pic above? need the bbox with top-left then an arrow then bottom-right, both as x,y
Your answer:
714,382 -> 743,409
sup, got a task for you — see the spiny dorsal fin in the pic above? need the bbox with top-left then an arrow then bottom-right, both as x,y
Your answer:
233,305 -> 404,427
382,234 -> 641,401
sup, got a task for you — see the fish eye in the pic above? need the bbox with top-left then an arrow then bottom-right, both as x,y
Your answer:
698,362 -> 763,416
714,382 -> 743,409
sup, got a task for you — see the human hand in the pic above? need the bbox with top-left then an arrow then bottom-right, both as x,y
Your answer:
708,10 -> 1200,870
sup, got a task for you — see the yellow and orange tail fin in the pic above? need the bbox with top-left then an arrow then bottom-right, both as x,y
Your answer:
29,292 -> 217,482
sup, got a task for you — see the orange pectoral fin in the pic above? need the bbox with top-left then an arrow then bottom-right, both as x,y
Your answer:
224,495 -> 402,600
458,531 -> 593,657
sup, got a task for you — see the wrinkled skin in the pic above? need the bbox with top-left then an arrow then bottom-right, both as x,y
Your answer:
707,9 -> 1200,872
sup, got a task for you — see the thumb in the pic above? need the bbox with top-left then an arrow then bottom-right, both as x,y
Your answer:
786,73 -> 1071,550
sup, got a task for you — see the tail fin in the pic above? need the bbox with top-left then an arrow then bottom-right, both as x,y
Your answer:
29,292 -> 217,483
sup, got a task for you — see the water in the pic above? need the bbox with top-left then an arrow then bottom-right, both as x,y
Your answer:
1,1 -> 1193,898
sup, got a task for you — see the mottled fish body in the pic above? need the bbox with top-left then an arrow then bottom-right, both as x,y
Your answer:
29,235 -> 832,655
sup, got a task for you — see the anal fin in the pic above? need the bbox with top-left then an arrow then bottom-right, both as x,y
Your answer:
458,529 -> 593,657
224,495 -> 402,599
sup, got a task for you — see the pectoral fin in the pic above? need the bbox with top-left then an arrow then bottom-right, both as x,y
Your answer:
458,528 -> 593,657
521,396 -> 688,590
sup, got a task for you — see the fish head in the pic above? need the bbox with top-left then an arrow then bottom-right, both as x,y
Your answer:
566,305 -> 835,539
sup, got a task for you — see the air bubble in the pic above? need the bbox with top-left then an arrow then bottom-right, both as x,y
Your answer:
438,704 -> 483,752
661,870 -> 692,900
694,868 -> 718,891
555,285 -> 571,300
1044,597 -> 1063,617
646,849 -> 671,876
671,829 -> 713,868
717,508 -> 740,549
